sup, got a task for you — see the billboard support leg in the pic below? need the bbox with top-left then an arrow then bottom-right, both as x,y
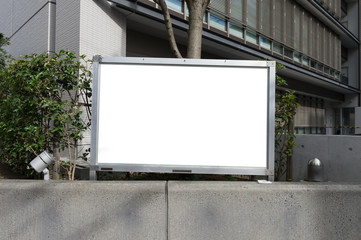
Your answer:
89,170 -> 97,180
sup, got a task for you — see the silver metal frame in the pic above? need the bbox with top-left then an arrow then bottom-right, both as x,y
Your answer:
90,57 -> 275,181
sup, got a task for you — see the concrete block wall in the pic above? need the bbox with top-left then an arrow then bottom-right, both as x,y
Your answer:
293,135 -> 361,182
0,181 -> 361,240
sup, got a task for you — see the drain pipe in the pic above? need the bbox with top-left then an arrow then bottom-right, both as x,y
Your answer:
47,0 -> 56,55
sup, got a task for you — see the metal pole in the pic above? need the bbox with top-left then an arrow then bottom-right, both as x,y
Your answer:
47,0 -> 56,55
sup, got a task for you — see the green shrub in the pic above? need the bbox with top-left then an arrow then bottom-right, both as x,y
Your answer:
0,50 -> 92,179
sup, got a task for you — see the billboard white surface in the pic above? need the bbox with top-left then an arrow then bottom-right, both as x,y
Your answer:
91,58 -> 275,177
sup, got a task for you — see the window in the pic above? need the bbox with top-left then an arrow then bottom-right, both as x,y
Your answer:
294,95 -> 325,135
210,12 -> 226,31
166,0 -> 183,12
293,52 -> 301,63
260,36 -> 271,50
229,23 -> 244,39
246,29 -> 258,45
317,63 -> 323,71
324,66 -> 330,74
341,67 -> 348,84
302,56 -> 309,66
273,42 -> 283,55
284,47 -> 293,59
311,60 -> 317,68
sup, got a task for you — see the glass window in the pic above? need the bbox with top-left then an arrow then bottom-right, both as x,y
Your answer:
210,13 -> 226,31
302,56 -> 309,66
273,42 -> 283,55
260,37 -> 271,50
317,63 -> 323,71
166,0 -> 183,12
246,29 -> 258,45
324,66 -> 330,74
284,47 -> 293,59
297,128 -> 305,134
229,23 -> 244,39
311,60 -> 317,68
293,52 -> 301,63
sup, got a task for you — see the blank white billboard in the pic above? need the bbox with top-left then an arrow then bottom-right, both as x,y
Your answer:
91,58 -> 275,177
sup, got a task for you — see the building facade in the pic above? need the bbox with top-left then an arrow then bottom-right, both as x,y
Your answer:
1,0 -> 360,135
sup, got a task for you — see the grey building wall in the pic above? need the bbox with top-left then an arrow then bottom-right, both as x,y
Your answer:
0,1 -> 12,38
79,0 -> 126,58
0,0 -> 127,59
0,0 -> 50,58
55,0 -> 81,54
293,135 -> 361,182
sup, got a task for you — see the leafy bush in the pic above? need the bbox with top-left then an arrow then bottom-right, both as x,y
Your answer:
0,33 -> 10,69
275,63 -> 299,181
0,50 -> 92,179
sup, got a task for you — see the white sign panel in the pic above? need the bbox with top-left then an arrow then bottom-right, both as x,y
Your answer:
91,57 -> 275,177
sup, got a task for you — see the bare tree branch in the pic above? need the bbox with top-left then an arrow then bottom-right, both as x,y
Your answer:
154,0 -> 183,58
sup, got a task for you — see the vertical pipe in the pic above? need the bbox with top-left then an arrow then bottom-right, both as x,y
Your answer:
47,0 -> 56,55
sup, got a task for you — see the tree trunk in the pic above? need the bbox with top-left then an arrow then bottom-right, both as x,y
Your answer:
186,0 -> 209,59
154,0 -> 183,58
53,142 -> 60,180
155,0 -> 210,59
286,119 -> 294,181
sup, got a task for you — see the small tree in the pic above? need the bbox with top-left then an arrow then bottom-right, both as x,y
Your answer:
154,0 -> 210,58
0,50 -> 92,180
274,63 -> 299,181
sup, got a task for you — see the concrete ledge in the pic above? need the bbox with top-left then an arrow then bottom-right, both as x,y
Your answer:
0,181 -> 167,240
1,181 -> 361,240
168,182 -> 361,240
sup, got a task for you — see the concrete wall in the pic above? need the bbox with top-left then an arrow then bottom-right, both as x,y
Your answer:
0,181 -> 361,240
293,135 -> 361,182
